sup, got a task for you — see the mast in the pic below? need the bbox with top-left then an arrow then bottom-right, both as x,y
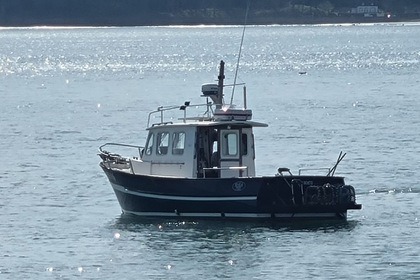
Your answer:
216,60 -> 225,109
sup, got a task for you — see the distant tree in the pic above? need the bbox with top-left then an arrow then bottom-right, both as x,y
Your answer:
318,0 -> 334,14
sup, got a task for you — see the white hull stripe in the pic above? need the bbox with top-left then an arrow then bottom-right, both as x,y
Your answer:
122,210 -> 345,219
111,183 -> 257,202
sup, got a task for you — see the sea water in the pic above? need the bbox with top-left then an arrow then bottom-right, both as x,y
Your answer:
0,24 -> 419,279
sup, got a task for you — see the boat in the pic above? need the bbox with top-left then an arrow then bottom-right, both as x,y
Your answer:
98,60 -> 362,220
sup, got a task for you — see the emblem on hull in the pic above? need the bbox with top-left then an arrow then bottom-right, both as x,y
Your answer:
232,181 -> 246,192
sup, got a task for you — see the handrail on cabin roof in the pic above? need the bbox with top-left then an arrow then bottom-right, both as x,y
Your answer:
146,101 -> 214,128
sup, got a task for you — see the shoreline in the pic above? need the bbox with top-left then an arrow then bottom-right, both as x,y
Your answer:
1,20 -> 419,29
1,16 -> 420,28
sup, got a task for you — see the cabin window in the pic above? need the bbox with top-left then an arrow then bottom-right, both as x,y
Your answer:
172,132 -> 185,155
223,132 -> 238,156
156,132 -> 169,155
242,133 -> 248,155
145,133 -> 154,155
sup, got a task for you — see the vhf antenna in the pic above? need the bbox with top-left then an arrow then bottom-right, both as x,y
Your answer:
230,0 -> 251,106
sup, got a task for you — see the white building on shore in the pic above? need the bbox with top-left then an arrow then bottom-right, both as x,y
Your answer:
351,5 -> 384,17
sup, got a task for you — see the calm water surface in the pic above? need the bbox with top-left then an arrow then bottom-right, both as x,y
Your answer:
0,24 -> 420,279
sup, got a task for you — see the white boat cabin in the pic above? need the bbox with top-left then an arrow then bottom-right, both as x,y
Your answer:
130,118 -> 267,178
118,61 -> 268,179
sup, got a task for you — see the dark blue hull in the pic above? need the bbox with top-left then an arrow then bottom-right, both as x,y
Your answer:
101,163 -> 361,220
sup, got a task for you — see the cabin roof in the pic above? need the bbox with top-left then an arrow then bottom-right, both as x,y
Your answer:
147,120 -> 268,130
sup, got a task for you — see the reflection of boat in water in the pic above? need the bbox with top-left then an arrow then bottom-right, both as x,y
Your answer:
98,60 -> 361,221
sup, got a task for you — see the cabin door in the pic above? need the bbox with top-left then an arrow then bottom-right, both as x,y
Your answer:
219,129 -> 242,177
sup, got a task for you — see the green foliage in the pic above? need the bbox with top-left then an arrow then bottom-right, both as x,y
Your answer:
0,0 -> 419,26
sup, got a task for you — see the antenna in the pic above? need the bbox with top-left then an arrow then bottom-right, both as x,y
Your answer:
230,0 -> 251,106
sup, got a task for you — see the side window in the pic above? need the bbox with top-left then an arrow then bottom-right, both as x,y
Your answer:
172,132 -> 185,155
156,132 -> 169,155
145,133 -> 154,155
222,132 -> 238,156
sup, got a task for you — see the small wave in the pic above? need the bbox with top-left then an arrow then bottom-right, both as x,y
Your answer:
19,163 -> 41,168
35,136 -> 54,141
361,187 -> 420,195
54,130 -> 82,134
33,204 -> 65,208
77,136 -> 108,142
